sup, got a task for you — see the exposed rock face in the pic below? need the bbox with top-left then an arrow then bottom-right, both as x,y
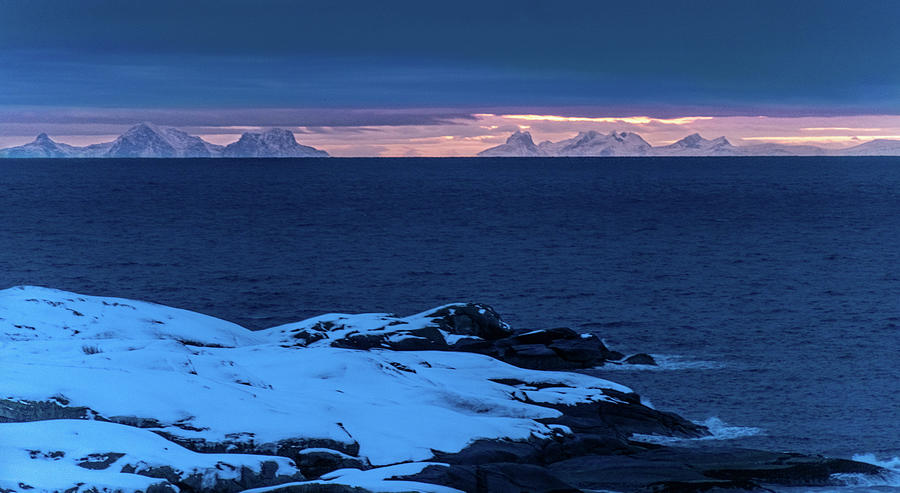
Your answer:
223,128 -> 329,157
477,131 -> 546,157
270,306 -> 644,370
624,353 -> 657,365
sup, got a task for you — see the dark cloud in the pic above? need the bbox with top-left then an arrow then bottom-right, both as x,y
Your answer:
0,1 -> 898,114
0,107 -> 478,129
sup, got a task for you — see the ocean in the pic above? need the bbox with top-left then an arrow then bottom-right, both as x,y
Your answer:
1,157 -> 898,488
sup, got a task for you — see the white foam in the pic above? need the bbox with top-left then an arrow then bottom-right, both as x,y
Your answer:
852,454 -> 900,472
597,354 -> 727,371
819,454 -> 900,490
630,417 -> 762,445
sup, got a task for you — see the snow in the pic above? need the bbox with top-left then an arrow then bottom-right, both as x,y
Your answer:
244,463 -> 462,493
1,286 -> 636,491
476,130 -> 900,157
0,419 -> 298,493
0,124 -> 328,158
477,130 -> 546,157
0,285 -> 262,347
222,128 -> 329,158
838,139 -> 900,156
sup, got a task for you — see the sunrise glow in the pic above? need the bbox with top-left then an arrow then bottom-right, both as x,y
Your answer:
489,114 -> 715,125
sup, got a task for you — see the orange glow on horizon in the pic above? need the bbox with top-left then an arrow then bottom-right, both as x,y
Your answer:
801,127 -> 884,132
741,135 -> 900,144
479,113 -> 714,125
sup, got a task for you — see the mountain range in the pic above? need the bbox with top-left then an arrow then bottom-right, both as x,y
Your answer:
0,123 -> 329,158
478,130 -> 900,157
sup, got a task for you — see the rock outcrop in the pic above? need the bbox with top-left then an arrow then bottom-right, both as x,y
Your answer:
0,286 -> 888,492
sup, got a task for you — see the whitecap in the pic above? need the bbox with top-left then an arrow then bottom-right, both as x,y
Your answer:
597,354 -> 727,371
630,416 -> 762,445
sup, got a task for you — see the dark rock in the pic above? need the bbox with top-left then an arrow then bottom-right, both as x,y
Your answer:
256,485 -> 371,493
548,337 -> 610,365
330,325 -> 447,351
76,452 -> 126,470
510,327 -> 580,345
402,462 -> 580,493
425,303 -> 512,340
431,438 -> 547,465
152,432 -> 360,461
501,344 -> 579,370
605,350 -> 626,361
0,398 -> 96,422
295,449 -> 369,479
624,353 -> 658,366
545,445 -> 889,492
108,415 -> 164,428
538,390 -> 708,440
448,337 -> 494,353
123,461 -> 303,492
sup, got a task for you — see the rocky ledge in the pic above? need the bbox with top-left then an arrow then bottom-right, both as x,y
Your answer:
0,286 -> 889,492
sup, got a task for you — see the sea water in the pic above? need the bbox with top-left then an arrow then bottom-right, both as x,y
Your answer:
1,157 -> 898,489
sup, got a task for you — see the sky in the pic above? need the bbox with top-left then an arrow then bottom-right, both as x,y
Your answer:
1,0 -> 899,156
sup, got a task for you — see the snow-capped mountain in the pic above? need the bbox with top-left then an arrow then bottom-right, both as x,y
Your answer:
541,130 -> 653,156
0,124 -> 329,158
105,123 -> 223,158
837,139 -> 900,156
479,130 -> 900,157
223,128 -> 329,157
652,133 -> 740,156
477,130 -> 545,157
735,143 -> 827,156
0,133 -> 83,158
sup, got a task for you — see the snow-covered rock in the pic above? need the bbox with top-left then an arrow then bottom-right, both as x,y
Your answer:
0,133 -> 84,158
837,139 -> 900,156
0,285 -> 262,347
0,420 -> 301,493
0,286 -> 676,493
3,286 -> 882,492
244,463 -> 462,493
222,128 -> 329,158
105,122 -> 223,158
0,124 -> 328,159
652,133 -> 740,156
478,131 -> 900,157
477,131 -> 546,157
541,130 -> 653,156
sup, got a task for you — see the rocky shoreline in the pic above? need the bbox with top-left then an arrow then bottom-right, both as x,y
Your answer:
0,286 -> 888,492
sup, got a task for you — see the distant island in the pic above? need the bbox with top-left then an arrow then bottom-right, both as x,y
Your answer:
5,124 -> 900,159
478,130 -> 900,157
0,122 -> 329,158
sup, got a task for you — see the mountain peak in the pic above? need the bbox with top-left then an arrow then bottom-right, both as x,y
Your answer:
682,133 -> 703,144
128,122 -> 161,133
507,130 -> 535,145
34,133 -> 53,144
222,128 -> 329,158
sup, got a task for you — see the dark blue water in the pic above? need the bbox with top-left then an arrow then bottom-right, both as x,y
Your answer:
1,157 -> 898,469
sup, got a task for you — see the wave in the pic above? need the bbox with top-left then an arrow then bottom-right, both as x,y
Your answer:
599,354 -> 727,371
823,454 -> 900,490
630,417 -> 762,444
852,454 -> 900,471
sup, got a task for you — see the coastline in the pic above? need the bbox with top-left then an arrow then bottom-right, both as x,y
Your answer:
1,286 -> 891,492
